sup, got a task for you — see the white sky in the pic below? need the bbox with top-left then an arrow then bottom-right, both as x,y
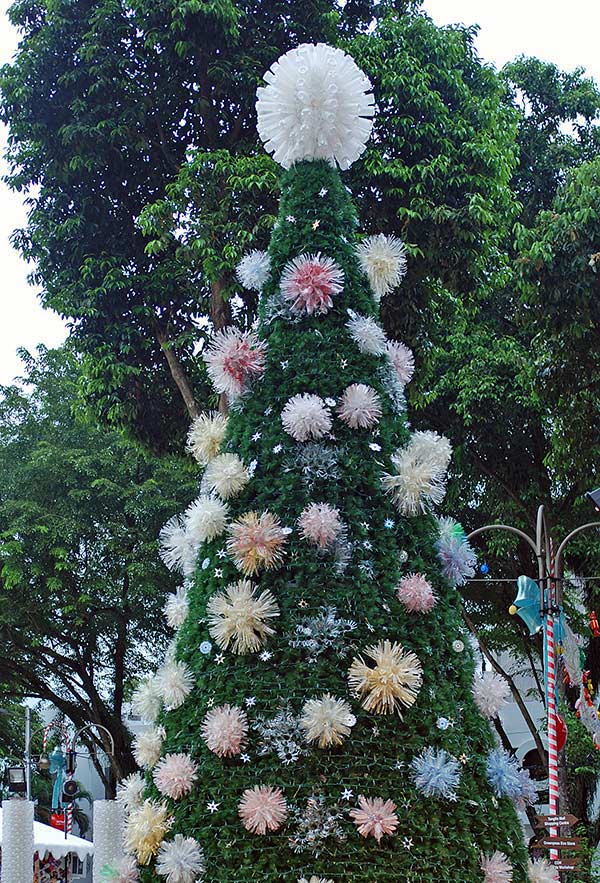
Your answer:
1,0 -> 600,385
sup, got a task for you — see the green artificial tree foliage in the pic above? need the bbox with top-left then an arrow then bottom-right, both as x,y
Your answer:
0,346 -> 197,784
127,49 -> 531,883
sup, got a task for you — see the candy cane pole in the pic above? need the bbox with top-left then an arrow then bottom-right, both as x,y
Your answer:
546,558 -> 559,862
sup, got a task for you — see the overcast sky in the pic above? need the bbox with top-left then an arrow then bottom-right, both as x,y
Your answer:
1,0 -> 600,385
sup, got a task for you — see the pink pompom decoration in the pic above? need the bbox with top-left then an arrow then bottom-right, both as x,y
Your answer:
396,573 -> 437,613
152,753 -> 198,800
298,502 -> 343,548
386,340 -> 415,386
473,671 -> 510,719
239,785 -> 287,835
349,795 -> 398,843
281,394 -> 332,442
338,383 -> 382,429
481,852 -> 513,883
203,328 -> 266,397
201,704 -> 248,757
280,253 -> 344,315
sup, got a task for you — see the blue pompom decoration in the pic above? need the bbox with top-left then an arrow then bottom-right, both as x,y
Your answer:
435,517 -> 477,586
485,749 -> 534,807
411,747 -> 460,800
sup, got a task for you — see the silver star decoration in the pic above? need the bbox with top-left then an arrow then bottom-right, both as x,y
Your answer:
251,431 -> 262,441
312,219 -> 320,230
259,650 -> 272,661
341,788 -> 353,800
384,518 -> 395,529
372,725 -> 380,736
240,753 -> 251,763
363,540 -> 373,550
245,696 -> 257,707
340,358 -> 348,368
319,187 -> 328,197
369,442 -> 382,451
214,568 -> 223,578
215,653 -> 225,665
402,837 -> 414,850
206,801 -> 220,813
272,444 -> 283,453
298,599 -> 308,609
286,215 -> 296,223
394,760 -> 405,771
206,697 -> 215,708
366,620 -> 375,632
264,406 -> 273,416
217,548 -> 227,559
360,521 -> 369,530
280,360 -> 289,369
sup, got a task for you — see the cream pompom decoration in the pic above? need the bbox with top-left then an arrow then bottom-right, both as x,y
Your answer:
356,233 -> 407,300
338,383 -> 382,429
481,852 -> 513,883
186,411 -> 228,465
473,671 -> 511,719
527,858 -> 559,883
202,453 -> 249,500
382,430 -> 452,515
256,43 -> 374,170
300,693 -> 356,747
184,495 -> 229,543
236,250 -> 271,291
164,586 -> 188,630
207,580 -> 279,653
281,393 -> 332,442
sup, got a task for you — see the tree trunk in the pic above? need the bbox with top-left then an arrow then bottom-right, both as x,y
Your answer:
155,324 -> 200,419
210,277 -> 231,414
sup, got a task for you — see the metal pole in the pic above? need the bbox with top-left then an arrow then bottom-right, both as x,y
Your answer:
24,706 -> 31,801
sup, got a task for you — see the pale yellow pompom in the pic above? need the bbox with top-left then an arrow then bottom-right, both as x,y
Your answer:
348,640 -> 422,716
186,411 -> 228,465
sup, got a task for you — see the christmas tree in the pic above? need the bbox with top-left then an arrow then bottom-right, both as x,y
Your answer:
116,43 -> 554,883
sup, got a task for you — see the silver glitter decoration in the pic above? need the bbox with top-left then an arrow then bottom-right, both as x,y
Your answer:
252,702 -> 307,765
288,794 -> 347,855
290,606 -> 357,661
378,362 -> 407,414
286,443 -> 342,490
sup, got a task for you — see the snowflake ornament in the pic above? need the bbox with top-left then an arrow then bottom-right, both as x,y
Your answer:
338,383 -> 382,429
386,340 -> 415,385
348,640 -> 423,715
227,511 -> 288,575
256,43 -> 374,170
396,573 -> 438,614
346,312 -> 387,355
186,411 -> 228,465
473,671 -> 511,719
203,328 -> 266,397
349,795 -> 398,843
156,834 -> 205,883
298,502 -> 343,548
356,234 -> 407,300
207,579 -> 279,653
236,250 -> 271,291
481,852 -> 513,883
239,785 -> 288,834
300,693 -> 356,747
280,253 -> 344,315
281,394 -> 332,442
201,704 -> 248,757
153,753 -> 198,801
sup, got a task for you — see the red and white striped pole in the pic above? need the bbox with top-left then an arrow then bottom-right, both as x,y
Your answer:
546,559 -> 559,861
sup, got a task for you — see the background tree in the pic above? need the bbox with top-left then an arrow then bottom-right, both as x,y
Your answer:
0,346 -> 196,786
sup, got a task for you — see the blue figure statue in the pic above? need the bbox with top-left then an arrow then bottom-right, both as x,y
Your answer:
48,746 -> 66,811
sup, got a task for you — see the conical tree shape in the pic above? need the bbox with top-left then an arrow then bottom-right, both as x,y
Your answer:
129,46 -> 532,883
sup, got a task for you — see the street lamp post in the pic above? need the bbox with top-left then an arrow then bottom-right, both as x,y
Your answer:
466,504 -> 600,856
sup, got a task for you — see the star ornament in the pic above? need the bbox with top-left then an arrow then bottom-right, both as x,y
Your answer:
207,800 -> 220,813
312,219 -> 320,230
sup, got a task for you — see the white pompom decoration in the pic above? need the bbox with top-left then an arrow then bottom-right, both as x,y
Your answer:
382,430 -> 452,515
346,312 -> 387,355
527,858 -> 559,883
281,393 -> 332,442
256,43 -> 374,170
386,340 -> 415,385
186,411 -> 228,465
473,671 -> 511,719
203,453 -> 249,500
356,234 -> 407,301
338,383 -> 382,429
184,495 -> 229,543
298,502 -> 343,548
158,515 -> 198,577
236,250 -> 271,291
164,586 -> 189,630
